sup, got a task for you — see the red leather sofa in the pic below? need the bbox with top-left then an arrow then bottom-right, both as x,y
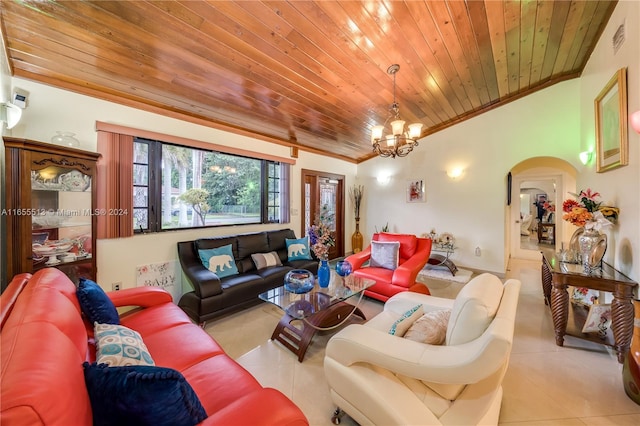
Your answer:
345,232 -> 432,302
0,268 -> 308,425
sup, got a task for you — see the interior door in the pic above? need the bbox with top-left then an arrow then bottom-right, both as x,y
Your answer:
301,169 -> 344,260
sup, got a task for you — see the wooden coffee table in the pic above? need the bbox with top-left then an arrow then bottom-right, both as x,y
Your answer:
259,273 -> 375,362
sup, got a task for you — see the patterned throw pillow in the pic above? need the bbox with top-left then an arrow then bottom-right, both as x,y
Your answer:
251,251 -> 283,270
95,323 -> 155,366
285,237 -> 312,261
388,305 -> 424,336
83,363 -> 208,426
404,310 -> 451,345
370,240 -> 400,270
198,244 -> 239,278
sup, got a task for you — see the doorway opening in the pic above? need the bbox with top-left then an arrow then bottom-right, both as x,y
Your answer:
509,157 -> 577,261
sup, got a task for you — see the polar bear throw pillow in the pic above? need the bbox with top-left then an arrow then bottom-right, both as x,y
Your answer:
198,244 -> 239,278
285,237 -> 312,261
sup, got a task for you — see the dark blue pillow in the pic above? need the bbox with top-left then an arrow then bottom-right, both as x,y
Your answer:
83,363 -> 208,426
76,278 -> 120,325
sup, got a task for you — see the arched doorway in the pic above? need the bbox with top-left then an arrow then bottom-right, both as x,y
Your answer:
509,157 -> 578,261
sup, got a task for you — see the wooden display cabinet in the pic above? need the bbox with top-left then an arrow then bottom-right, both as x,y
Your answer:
3,137 -> 100,285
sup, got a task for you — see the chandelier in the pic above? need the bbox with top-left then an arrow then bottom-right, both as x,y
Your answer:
371,64 -> 423,158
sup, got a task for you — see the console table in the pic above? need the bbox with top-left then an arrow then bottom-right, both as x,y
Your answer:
541,250 -> 637,363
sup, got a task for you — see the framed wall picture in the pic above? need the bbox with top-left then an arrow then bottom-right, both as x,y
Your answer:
595,68 -> 628,173
406,179 -> 425,203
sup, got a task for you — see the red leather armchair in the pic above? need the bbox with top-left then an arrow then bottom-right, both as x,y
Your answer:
345,232 -> 432,302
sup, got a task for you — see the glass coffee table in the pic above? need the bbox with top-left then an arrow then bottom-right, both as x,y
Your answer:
259,272 -> 375,362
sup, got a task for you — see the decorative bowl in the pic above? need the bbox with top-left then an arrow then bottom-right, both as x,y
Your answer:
335,260 -> 353,277
284,269 -> 314,294
32,232 -> 49,245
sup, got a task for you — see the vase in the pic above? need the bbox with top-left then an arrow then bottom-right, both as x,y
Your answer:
351,218 -> 363,253
51,131 -> 80,148
622,299 -> 640,405
335,260 -> 352,277
318,259 -> 330,288
578,226 -> 607,273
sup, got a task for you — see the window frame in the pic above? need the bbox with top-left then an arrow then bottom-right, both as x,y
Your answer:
134,137 -> 286,233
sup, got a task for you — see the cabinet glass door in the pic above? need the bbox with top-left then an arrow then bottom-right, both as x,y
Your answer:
31,165 -> 93,279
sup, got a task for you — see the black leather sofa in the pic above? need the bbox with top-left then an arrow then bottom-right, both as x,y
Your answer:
177,228 -> 319,325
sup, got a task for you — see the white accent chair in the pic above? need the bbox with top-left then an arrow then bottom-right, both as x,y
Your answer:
324,273 -> 521,426
520,214 -> 533,236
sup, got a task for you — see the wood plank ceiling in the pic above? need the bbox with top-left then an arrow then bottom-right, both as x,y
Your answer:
0,1 -> 617,163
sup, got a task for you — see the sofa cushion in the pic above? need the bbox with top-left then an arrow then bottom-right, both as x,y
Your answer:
404,310 -> 451,345
251,251 -> 283,270
377,232 -> 417,259
388,304 -> 423,336
237,232 -> 269,260
370,240 -> 400,270
446,273 -> 504,346
83,362 -> 207,426
286,237 -> 312,261
198,244 -> 239,278
76,278 -> 120,325
95,323 -> 155,366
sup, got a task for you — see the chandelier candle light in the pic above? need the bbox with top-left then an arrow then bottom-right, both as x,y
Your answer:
371,64 -> 423,158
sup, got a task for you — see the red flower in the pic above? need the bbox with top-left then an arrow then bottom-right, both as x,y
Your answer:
562,199 -> 580,213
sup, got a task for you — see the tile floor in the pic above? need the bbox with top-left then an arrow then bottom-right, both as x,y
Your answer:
204,258 -> 640,425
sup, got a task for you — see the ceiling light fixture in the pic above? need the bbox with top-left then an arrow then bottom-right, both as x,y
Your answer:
371,64 -> 423,158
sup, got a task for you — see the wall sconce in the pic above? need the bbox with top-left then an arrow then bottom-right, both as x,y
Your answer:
579,150 -> 593,165
631,110 -> 640,134
376,174 -> 391,185
0,102 -> 22,129
446,167 -> 464,180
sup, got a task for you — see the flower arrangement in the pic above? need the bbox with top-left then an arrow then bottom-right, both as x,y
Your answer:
542,201 -> 555,213
349,184 -> 364,219
307,205 -> 336,260
562,188 -> 619,230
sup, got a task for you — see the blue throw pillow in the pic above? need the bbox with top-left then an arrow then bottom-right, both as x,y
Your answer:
197,244 -> 239,278
76,278 -> 120,325
286,237 -> 312,261
83,363 -> 207,426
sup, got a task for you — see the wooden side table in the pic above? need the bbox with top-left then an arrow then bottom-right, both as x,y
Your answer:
541,251 -> 637,363
537,222 -> 555,245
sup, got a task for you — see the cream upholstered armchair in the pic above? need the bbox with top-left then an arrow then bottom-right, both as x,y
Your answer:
324,273 -> 521,425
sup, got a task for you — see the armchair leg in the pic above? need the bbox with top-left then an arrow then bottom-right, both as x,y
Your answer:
331,407 -> 344,425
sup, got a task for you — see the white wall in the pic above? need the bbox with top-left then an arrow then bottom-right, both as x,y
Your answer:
578,0 -> 640,280
357,79 -> 582,274
4,0 -> 638,286
6,79 -> 357,290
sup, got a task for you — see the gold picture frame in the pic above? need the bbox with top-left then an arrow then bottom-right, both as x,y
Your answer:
595,68 -> 628,173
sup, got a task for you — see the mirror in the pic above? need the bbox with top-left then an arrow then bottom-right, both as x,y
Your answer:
519,178 -> 557,252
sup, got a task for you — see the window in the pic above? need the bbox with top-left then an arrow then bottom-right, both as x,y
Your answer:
134,138 -> 287,232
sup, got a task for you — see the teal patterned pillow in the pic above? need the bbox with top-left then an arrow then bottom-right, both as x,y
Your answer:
198,244 -> 239,278
389,305 -> 424,336
95,323 -> 155,366
286,237 -> 312,261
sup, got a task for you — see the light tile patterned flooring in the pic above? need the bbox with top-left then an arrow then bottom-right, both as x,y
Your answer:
204,258 -> 640,425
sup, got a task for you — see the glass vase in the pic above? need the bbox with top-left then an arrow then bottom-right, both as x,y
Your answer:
351,218 -> 363,253
318,259 -> 330,288
51,131 -> 80,148
578,226 -> 606,273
